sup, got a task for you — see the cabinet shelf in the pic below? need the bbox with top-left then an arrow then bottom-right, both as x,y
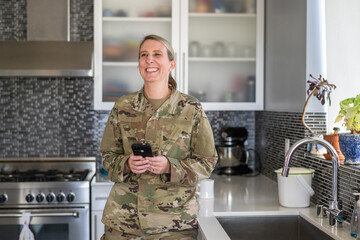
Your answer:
103,58 -> 256,66
189,57 -> 256,62
189,13 -> 256,18
103,17 -> 171,22
103,61 -> 138,67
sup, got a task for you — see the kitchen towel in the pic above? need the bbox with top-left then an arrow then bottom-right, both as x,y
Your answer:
19,212 -> 35,240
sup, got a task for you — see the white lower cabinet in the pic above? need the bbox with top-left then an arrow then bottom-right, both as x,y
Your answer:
92,211 -> 105,240
91,179 -> 113,240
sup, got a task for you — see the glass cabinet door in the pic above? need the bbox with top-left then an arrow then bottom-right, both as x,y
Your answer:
182,0 -> 263,110
94,0 -> 263,110
95,0 -> 179,109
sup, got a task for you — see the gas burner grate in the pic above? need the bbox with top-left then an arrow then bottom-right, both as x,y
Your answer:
0,169 -> 90,182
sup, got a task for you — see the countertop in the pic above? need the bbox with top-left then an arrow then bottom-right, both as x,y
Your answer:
198,173 -> 353,240
92,172 -> 353,240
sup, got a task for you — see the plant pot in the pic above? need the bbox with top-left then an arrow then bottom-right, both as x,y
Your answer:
323,133 -> 345,163
338,133 -> 360,164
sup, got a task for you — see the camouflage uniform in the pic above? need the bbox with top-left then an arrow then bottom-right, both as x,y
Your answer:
100,87 -> 217,237
101,226 -> 198,240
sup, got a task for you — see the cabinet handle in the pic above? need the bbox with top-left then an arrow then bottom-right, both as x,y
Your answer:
174,52 -> 178,82
0,211 -> 79,218
182,52 -> 186,92
95,197 -> 108,200
94,214 -> 97,240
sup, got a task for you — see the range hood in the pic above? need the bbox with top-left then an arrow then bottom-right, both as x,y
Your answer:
0,0 -> 93,77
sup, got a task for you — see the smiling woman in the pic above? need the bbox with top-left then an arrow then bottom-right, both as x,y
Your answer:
99,34 -> 218,240
138,35 -> 176,99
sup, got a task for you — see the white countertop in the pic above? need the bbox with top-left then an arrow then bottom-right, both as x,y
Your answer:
198,173 -> 353,240
92,172 -> 353,240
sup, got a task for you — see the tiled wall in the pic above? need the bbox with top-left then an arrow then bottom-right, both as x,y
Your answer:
0,0 -> 26,40
0,0 -> 93,41
255,111 -> 360,222
0,77 -> 255,161
0,77 -> 104,158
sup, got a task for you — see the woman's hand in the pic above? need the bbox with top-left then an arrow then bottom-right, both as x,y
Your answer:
127,153 -> 150,174
147,155 -> 170,174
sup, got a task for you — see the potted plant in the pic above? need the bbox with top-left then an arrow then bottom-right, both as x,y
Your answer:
335,94 -> 360,164
302,74 -> 336,155
302,74 -> 336,136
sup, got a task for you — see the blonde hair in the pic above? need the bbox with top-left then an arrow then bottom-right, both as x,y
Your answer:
139,34 -> 177,90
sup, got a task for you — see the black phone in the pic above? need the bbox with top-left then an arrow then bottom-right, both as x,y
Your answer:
131,143 -> 153,157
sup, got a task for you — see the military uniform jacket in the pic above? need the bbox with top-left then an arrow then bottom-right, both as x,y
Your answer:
100,88 -> 217,235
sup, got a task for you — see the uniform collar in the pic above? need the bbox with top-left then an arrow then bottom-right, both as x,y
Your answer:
133,86 -> 180,116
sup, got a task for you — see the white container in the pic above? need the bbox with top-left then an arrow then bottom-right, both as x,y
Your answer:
274,167 -> 315,208
197,179 -> 214,199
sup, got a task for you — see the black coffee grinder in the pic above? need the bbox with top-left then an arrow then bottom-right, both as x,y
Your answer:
216,127 -> 252,175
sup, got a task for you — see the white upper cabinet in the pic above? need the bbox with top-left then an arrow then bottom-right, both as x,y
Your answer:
94,0 -> 179,110
94,0 -> 264,111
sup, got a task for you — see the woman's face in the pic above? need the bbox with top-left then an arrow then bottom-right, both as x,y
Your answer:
139,39 -> 175,84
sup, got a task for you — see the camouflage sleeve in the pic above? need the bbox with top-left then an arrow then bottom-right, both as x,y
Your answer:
100,107 -> 132,183
166,107 -> 218,186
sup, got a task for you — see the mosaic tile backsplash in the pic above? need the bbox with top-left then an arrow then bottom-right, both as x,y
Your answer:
2,0 -> 360,225
0,77 -> 255,160
0,0 -> 93,41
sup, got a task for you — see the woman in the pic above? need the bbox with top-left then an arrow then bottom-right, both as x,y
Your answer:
100,34 -> 217,240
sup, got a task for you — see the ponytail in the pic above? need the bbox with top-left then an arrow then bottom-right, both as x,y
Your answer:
169,75 -> 177,90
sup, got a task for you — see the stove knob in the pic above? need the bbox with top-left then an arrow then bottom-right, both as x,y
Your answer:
56,192 -> 66,202
0,193 -> 8,204
25,193 -> 34,203
67,192 -> 76,202
36,193 -> 45,203
46,193 -> 56,203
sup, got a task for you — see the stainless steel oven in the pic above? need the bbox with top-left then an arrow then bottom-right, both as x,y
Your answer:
0,206 -> 89,240
0,157 -> 96,240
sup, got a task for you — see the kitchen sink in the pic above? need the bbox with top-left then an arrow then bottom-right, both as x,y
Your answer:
216,215 -> 334,240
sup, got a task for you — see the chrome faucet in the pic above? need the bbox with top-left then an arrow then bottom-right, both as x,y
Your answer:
281,137 -> 342,226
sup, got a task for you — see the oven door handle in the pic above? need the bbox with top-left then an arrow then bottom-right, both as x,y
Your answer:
0,211 -> 79,218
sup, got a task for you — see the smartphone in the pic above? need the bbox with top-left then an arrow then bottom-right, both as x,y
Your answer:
131,143 -> 153,157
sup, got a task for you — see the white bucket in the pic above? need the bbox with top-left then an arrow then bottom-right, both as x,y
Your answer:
274,167 -> 315,208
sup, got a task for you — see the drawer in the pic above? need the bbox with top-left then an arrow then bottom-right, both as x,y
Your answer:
92,184 -> 113,211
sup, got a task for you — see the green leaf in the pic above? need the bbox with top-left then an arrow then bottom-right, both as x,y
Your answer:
339,110 -> 346,116
347,117 -> 354,130
340,98 -> 353,110
354,94 -> 360,104
338,94 -> 360,132
346,107 -> 357,119
335,115 -> 344,123
355,113 -> 360,123
355,122 -> 360,132
355,114 -> 360,132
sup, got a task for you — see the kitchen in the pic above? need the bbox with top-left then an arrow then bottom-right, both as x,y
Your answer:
0,0 -> 360,239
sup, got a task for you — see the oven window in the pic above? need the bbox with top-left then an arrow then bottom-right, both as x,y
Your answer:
0,224 -> 68,240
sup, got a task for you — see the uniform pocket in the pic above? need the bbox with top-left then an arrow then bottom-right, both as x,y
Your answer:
137,182 -> 198,233
118,115 -> 143,154
119,123 -> 136,154
160,118 -> 192,159
102,182 -> 141,234
138,181 -> 197,212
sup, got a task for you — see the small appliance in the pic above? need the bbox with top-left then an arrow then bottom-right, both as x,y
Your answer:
216,127 -> 252,175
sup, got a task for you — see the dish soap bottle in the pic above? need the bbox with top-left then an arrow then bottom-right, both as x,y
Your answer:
350,190 -> 360,238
